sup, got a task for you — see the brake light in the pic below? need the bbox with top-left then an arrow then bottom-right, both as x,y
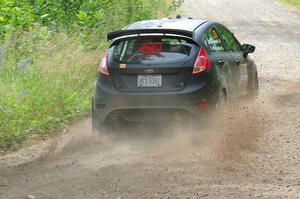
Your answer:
98,51 -> 109,76
192,47 -> 211,74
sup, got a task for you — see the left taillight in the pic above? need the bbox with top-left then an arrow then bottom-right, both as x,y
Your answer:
192,47 -> 211,74
98,51 -> 109,76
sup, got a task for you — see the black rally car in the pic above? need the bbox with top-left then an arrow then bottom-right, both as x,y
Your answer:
92,17 -> 258,131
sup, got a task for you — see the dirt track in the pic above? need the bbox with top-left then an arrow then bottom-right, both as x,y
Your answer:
1,0 -> 300,198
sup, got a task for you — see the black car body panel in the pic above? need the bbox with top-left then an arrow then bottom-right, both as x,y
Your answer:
93,72 -> 220,122
126,19 -> 207,31
108,19 -> 208,45
108,28 -> 194,41
92,18 -> 258,125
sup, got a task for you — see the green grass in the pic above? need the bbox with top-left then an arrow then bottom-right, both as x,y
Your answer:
278,0 -> 300,9
0,31 -> 100,149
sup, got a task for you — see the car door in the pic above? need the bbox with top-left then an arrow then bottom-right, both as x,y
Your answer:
216,25 -> 248,96
202,26 -> 235,95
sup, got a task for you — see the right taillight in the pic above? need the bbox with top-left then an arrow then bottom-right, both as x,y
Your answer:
98,51 -> 109,76
192,47 -> 211,74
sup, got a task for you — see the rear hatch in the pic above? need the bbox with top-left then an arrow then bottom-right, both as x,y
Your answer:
108,36 -> 199,92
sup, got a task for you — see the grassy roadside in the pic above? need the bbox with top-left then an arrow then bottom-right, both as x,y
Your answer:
0,31 -> 99,150
0,1 -> 177,150
278,0 -> 300,9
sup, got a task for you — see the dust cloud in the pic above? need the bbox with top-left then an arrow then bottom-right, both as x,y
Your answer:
144,97 -> 270,164
59,97 -> 270,166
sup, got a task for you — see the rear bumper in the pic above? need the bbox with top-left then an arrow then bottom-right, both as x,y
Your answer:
93,75 -> 220,122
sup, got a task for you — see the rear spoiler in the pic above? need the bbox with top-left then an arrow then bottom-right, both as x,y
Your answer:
107,29 -> 194,41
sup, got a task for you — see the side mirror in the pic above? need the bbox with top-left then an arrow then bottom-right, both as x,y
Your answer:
241,44 -> 255,57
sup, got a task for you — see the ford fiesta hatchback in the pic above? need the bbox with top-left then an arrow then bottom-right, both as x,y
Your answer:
92,17 -> 258,132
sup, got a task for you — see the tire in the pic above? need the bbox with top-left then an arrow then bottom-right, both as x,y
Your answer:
92,105 -> 120,134
248,71 -> 259,97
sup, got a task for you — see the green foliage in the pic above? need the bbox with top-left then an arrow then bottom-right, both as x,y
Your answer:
0,30 -> 97,149
279,0 -> 300,9
0,0 -> 175,39
0,0 -> 176,150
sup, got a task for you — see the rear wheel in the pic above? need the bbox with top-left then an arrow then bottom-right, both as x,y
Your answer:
92,108 -> 123,134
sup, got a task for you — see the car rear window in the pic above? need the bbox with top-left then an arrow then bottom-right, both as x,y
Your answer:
112,36 -> 196,64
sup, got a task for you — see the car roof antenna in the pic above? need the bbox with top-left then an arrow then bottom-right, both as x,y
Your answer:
175,15 -> 193,19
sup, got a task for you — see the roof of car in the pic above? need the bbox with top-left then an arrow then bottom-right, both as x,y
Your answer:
107,18 -> 212,45
126,18 -> 208,32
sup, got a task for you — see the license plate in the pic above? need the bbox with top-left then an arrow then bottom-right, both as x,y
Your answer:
137,75 -> 162,88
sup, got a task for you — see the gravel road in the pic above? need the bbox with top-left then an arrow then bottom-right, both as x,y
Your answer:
1,0 -> 300,198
